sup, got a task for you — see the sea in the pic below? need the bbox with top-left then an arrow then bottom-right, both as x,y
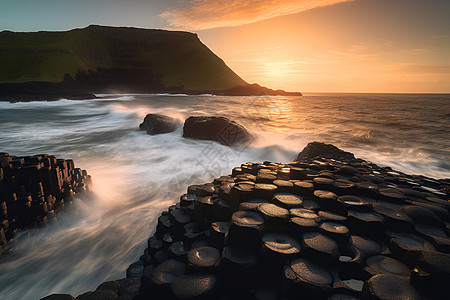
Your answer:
0,93 -> 449,299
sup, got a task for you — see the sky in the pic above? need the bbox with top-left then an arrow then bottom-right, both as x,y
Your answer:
1,0 -> 449,93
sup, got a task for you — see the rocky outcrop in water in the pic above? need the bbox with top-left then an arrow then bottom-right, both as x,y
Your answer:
45,142 -> 449,299
139,114 -> 181,135
183,116 -> 253,147
0,153 -> 90,250
218,83 -> 302,96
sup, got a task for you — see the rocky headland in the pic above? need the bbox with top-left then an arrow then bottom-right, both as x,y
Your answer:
0,153 -> 91,251
42,142 -> 450,300
0,25 -> 301,102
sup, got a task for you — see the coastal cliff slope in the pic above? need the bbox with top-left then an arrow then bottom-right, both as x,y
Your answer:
0,25 -> 301,99
0,25 -> 245,91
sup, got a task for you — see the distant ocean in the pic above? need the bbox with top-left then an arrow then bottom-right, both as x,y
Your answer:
0,93 -> 449,299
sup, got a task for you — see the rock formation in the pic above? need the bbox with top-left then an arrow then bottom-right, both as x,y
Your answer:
139,114 -> 181,135
183,116 -> 253,147
43,142 -> 450,299
0,25 -> 301,101
0,153 -> 90,250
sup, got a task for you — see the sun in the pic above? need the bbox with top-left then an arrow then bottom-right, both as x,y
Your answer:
264,60 -> 297,79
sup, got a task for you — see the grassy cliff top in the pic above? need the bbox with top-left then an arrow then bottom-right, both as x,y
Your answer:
0,25 -> 247,91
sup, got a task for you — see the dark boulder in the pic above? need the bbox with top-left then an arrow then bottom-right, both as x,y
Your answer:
183,116 -> 253,146
295,142 -> 355,161
139,114 -> 181,135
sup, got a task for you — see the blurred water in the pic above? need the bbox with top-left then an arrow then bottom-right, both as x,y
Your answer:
0,93 -> 448,299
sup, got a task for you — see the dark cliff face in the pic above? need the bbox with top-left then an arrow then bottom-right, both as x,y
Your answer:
0,25 -> 246,92
0,25 -> 302,100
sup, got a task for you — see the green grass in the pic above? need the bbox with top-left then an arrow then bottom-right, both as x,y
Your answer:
0,26 -> 246,90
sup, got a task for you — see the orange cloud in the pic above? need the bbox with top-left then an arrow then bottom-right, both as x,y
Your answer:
161,0 -> 354,30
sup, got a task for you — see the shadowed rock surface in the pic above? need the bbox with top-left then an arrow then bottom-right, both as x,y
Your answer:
139,114 -> 181,135
183,116 -> 253,147
0,152 -> 91,250
43,142 -> 450,299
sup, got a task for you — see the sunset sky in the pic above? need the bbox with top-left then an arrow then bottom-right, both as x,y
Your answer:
1,0 -> 449,93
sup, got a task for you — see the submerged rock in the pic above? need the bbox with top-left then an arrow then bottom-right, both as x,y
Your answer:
182,116 -> 253,146
139,114 -> 181,135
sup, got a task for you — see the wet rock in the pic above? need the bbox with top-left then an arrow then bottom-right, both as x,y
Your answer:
314,190 -> 338,212
96,280 -> 121,293
254,183 -> 278,200
314,177 -> 336,192
327,294 -> 360,300
336,195 -> 371,214
318,211 -> 347,224
293,181 -> 314,197
410,251 -> 450,298
168,241 -> 188,259
302,231 -> 339,260
389,232 -> 436,265
262,232 -> 301,256
208,221 -> 230,249
273,179 -> 294,192
347,211 -> 384,239
403,205 -> 444,228
378,188 -> 406,203
66,141 -> 450,300
372,203 -> 414,232
222,245 -> 258,266
338,165 -> 360,176
257,203 -> 289,228
290,217 -> 320,233
295,142 -> 355,161
139,114 -> 181,135
0,153 -> 90,245
183,116 -> 253,146
285,258 -> 333,297
273,193 -> 303,208
230,182 -> 255,208
40,295 -> 76,300
171,274 -> 217,298
319,221 -> 349,243
364,255 -> 410,277
117,277 -> 140,297
77,290 -> 118,300
362,274 -> 420,300
415,224 -> 450,252
290,208 -> 320,221
238,199 -> 267,211
187,246 -> 220,268
350,236 -> 382,257
229,210 -> 265,249
126,261 -> 144,278
289,167 -> 308,180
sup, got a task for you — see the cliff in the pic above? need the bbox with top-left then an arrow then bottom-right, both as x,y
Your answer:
0,25 -> 301,100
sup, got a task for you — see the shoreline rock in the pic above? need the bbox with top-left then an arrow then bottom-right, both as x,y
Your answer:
183,116 -> 253,147
43,142 -> 450,299
0,153 -> 91,251
139,114 -> 181,135
0,83 -> 302,103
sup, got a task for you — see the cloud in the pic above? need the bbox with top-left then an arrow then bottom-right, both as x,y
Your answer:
161,0 -> 354,30
386,63 -> 450,75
